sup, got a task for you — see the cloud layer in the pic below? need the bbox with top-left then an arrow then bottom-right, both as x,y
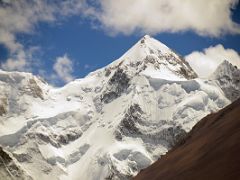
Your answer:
185,44 -> 240,78
92,0 -> 240,36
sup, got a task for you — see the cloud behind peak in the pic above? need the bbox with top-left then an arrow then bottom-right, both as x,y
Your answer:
91,0 -> 240,37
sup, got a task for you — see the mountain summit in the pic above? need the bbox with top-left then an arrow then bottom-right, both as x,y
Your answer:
105,35 -> 197,81
210,60 -> 240,101
0,36 -> 236,180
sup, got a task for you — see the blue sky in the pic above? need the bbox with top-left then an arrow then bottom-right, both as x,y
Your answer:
0,0 -> 240,86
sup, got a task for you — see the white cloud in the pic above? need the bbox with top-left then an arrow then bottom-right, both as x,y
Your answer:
0,0 -> 86,72
185,44 -> 240,78
53,54 -> 74,83
90,0 -> 240,36
1,51 -> 27,71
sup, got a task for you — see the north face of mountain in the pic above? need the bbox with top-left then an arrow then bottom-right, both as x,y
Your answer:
0,36 -> 236,180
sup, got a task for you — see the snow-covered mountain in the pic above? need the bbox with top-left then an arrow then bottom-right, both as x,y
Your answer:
210,60 -> 240,101
0,35 -> 236,180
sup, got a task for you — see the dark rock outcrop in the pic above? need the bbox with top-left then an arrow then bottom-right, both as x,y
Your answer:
118,104 -> 143,138
101,68 -> 130,103
116,104 -> 187,149
0,98 -> 8,116
0,147 -> 31,180
28,78 -> 44,100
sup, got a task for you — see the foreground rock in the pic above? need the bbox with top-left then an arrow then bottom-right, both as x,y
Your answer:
134,98 -> 240,180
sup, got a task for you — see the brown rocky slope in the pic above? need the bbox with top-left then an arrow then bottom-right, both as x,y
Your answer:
134,98 -> 240,180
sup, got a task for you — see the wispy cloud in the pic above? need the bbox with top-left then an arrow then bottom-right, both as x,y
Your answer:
185,44 -> 240,78
0,0 -> 86,72
88,0 -> 240,37
52,54 -> 74,83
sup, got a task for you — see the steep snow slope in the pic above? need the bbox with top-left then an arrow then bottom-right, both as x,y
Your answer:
0,35 -> 234,180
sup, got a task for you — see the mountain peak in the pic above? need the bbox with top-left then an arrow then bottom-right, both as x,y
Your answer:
211,60 -> 240,101
211,60 -> 239,78
141,34 -> 151,41
107,35 -> 197,81
138,34 -> 170,54
143,34 -> 151,38
218,59 -> 235,68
